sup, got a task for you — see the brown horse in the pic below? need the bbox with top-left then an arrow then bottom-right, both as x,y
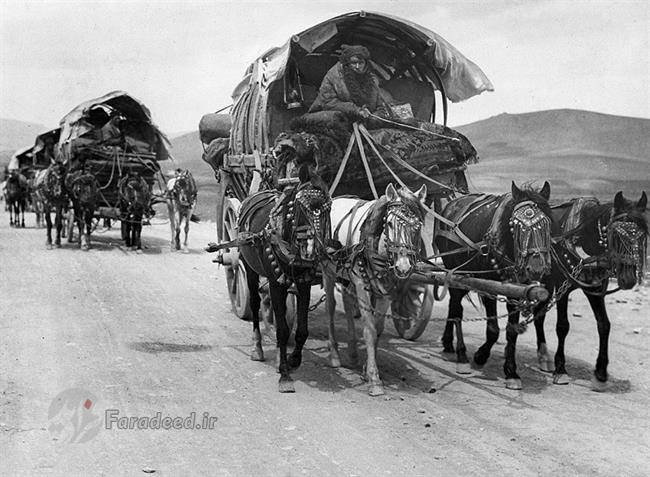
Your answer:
535,191 -> 647,391
167,169 -> 198,252
35,163 -> 69,249
238,163 -> 331,393
118,173 -> 151,252
435,182 -> 554,390
6,172 -> 29,227
66,170 -> 99,250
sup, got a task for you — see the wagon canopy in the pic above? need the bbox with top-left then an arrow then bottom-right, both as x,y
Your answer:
228,11 -> 493,155
57,91 -> 171,164
8,146 -> 34,172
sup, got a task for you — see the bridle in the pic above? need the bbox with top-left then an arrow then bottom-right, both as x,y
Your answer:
172,171 -> 196,208
285,183 -> 331,263
509,200 -> 552,277
381,199 -> 423,280
70,173 -> 98,204
119,176 -> 150,214
607,213 -> 647,285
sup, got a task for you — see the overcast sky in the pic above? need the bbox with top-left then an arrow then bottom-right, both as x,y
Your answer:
1,0 -> 648,135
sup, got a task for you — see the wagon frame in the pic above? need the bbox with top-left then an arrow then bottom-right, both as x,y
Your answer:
203,11 -> 510,339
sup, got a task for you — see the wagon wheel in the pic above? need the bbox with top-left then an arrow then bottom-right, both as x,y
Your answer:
392,283 -> 434,341
221,195 -> 252,320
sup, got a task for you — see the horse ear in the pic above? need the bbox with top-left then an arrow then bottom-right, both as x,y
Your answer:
414,184 -> 427,203
614,191 -> 626,210
539,181 -> 551,201
385,183 -> 398,201
511,181 -> 522,201
637,191 -> 647,211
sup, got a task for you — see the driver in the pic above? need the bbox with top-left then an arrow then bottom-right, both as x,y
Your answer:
308,44 -> 393,121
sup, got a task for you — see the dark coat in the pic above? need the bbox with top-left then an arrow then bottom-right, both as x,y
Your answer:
309,63 -> 391,117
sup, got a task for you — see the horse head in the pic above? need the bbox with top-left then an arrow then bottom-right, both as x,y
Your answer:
43,162 -> 68,200
68,172 -> 98,207
172,169 -> 197,207
272,132 -> 319,185
607,191 -> 648,289
281,162 -> 331,263
119,174 -> 150,215
379,183 -> 427,279
509,181 -> 553,282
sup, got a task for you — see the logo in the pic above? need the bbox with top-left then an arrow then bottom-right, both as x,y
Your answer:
47,388 -> 102,444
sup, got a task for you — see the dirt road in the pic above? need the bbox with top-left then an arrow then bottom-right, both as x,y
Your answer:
1,215 -> 649,476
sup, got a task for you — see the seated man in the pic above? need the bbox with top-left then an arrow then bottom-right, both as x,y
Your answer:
308,45 -> 394,121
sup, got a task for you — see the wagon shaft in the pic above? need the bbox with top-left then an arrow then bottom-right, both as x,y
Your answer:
411,264 -> 549,302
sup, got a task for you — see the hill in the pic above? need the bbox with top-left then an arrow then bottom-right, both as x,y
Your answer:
455,109 -> 650,200
0,118 -> 48,171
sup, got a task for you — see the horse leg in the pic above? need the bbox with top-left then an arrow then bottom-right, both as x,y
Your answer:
504,303 -> 522,390
534,299 -> 553,373
135,215 -> 143,252
351,272 -> 385,396
323,269 -> 341,368
174,209 -> 181,251
342,284 -> 359,364
442,288 -> 465,354
553,293 -> 571,385
82,208 -> 92,250
245,262 -> 264,361
54,205 -> 63,247
289,282 -> 311,369
20,200 -> 25,227
182,209 -> 190,251
585,291 -> 611,392
44,206 -> 53,248
449,288 -> 470,373
474,297 -> 499,367
167,201 -> 176,251
270,282 -> 293,393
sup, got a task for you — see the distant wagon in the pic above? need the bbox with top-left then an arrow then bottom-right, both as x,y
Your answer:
56,91 -> 171,223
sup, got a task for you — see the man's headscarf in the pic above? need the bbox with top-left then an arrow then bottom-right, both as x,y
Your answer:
339,45 -> 371,66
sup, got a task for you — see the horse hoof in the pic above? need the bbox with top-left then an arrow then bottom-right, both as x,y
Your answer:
250,347 -> 264,362
278,379 -> 295,393
591,376 -> 608,392
456,363 -> 472,375
329,356 -> 341,368
442,346 -> 455,354
505,378 -> 522,390
136,249 -> 144,255
553,373 -> 570,385
538,360 -> 554,373
368,384 -> 385,397
55,243 -> 62,249
46,244 -> 53,250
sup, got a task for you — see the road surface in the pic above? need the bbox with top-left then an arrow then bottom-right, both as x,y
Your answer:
1,215 -> 649,476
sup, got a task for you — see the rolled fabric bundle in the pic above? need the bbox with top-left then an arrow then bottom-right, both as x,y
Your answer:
199,113 -> 232,144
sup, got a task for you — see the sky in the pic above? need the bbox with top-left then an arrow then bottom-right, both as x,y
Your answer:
0,0 -> 648,135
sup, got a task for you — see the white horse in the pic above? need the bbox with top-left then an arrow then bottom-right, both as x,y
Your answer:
167,169 -> 197,252
323,183 -> 427,396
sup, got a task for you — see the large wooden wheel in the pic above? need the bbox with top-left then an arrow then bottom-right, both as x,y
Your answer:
216,174 -> 251,320
392,283 -> 434,341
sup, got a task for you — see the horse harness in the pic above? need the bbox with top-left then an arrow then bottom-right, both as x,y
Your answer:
552,197 -> 647,292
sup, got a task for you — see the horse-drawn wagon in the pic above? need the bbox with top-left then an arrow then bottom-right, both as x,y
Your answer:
56,91 -> 171,249
201,11 -> 550,345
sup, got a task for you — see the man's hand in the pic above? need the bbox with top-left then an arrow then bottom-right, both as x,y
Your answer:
358,106 -> 371,119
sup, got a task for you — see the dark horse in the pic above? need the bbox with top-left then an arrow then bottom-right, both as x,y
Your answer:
118,173 -> 151,252
238,163 -> 331,393
66,169 -> 99,250
435,182 -> 554,390
34,163 -> 69,249
6,172 -> 29,227
167,168 -> 198,251
534,191 -> 647,391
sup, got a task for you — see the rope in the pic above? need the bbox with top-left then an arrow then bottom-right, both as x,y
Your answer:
352,123 -> 378,199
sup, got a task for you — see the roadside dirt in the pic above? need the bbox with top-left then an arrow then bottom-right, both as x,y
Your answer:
1,215 -> 648,476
